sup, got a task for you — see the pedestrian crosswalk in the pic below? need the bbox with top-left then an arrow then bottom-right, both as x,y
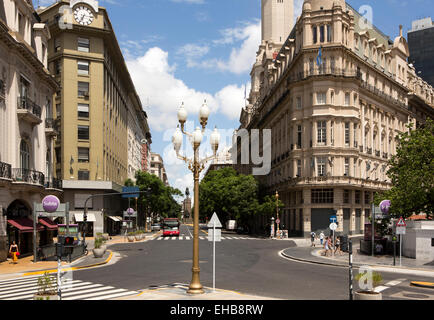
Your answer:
154,235 -> 263,241
0,274 -> 138,300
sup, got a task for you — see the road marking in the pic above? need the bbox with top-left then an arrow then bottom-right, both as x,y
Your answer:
199,236 -> 205,240
385,279 -> 405,287
171,237 -> 177,240
85,291 -> 137,300
157,237 -> 163,240
374,286 -> 389,293
186,236 -> 190,240
179,236 -> 183,240
225,237 -> 233,239
63,288 -> 127,300
164,237 -> 169,241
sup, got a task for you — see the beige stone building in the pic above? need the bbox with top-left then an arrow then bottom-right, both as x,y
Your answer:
150,152 -> 169,186
0,0 -> 62,260
38,0 -> 151,236
238,0 -> 434,237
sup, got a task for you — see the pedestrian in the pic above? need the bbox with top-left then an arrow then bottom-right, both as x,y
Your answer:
9,241 -> 19,264
334,236 -> 343,256
319,231 -> 325,245
323,237 -> 330,256
310,231 -> 316,247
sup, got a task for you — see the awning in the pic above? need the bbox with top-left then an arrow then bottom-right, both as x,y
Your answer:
7,218 -> 44,233
38,217 -> 58,231
74,213 -> 96,222
108,216 -> 121,222
115,216 -> 123,221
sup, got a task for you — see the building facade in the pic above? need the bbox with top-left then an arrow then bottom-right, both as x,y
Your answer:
0,0 -> 62,260
38,0 -> 151,236
238,0 -> 434,237
408,17 -> 434,87
149,152 -> 168,186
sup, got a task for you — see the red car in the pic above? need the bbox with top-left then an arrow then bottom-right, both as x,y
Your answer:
162,218 -> 180,237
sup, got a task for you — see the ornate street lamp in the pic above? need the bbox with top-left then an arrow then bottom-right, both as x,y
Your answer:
275,190 -> 280,237
172,100 -> 220,294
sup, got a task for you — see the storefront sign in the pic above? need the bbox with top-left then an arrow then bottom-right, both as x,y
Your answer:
42,195 -> 60,213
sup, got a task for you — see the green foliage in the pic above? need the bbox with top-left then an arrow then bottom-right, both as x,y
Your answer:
37,272 -> 56,296
124,179 -> 135,187
376,120 -> 434,219
133,171 -> 183,218
94,237 -> 103,249
199,168 -> 260,225
355,271 -> 383,291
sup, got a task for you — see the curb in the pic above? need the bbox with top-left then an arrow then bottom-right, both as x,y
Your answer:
22,250 -> 114,276
410,281 -> 434,289
280,249 -> 434,275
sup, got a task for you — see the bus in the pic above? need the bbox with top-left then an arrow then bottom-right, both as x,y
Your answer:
162,218 -> 180,237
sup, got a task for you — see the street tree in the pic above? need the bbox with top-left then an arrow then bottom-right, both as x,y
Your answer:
375,119 -> 434,220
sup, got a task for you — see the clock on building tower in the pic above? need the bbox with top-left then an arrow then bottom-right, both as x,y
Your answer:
73,6 -> 94,26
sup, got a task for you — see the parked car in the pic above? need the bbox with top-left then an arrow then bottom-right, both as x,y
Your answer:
151,223 -> 161,231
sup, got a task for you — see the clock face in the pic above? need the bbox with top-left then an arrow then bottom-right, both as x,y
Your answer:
73,6 -> 94,26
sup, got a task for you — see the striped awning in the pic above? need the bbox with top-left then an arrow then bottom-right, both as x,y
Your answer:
7,218 -> 44,233
38,217 -> 58,230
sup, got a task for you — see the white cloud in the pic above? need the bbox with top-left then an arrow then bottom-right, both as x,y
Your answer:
126,47 -> 245,132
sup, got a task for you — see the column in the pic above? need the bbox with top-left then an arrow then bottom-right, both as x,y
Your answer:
312,121 -> 316,147
337,208 -> 344,233
350,208 -> 356,235
327,119 -> 332,146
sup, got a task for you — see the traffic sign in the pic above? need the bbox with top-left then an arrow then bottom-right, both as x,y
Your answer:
329,223 -> 338,231
397,217 -> 406,227
330,216 -> 337,223
122,186 -> 140,198
380,200 -> 391,215
207,212 -> 222,228
208,228 -> 221,242
396,227 -> 406,235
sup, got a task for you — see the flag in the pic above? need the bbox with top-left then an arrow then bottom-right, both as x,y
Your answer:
316,46 -> 322,67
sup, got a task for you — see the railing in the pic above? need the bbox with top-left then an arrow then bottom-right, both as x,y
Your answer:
287,67 -> 358,85
367,148 -> 373,155
12,168 -> 45,186
375,150 -> 381,157
45,178 -> 63,189
383,153 -> 388,159
277,176 -> 392,187
0,161 -> 12,179
359,146 -> 364,153
360,81 -> 407,109
45,118 -> 55,129
17,97 -> 42,119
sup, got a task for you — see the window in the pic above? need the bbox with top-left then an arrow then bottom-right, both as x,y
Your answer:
78,37 -> 90,52
354,123 -> 358,147
297,125 -> 302,148
317,157 -> 326,176
343,190 -> 350,204
345,92 -> 350,106
331,121 -> 334,145
317,121 -> 327,144
78,170 -> 90,181
78,125 -> 89,140
54,38 -> 61,52
309,58 -> 314,75
55,60 -> 61,75
296,97 -> 302,110
331,57 -> 335,72
55,147 -> 61,163
78,148 -> 89,163
20,140 -> 30,170
78,103 -> 89,118
327,25 -> 332,42
320,25 -> 325,43
312,189 -> 334,204
317,92 -> 326,105
365,191 -> 371,205
355,190 -> 361,204
345,122 -> 350,145
78,61 -> 89,76
344,158 -> 350,176
313,26 -> 318,44
297,159 -> 301,177
330,91 -> 335,104
78,82 -> 89,98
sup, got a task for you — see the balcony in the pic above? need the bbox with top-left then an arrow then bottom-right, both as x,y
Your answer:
45,178 -> 63,190
383,153 -> 388,160
360,81 -> 407,109
359,146 -> 364,153
45,118 -> 58,137
375,150 -> 381,157
17,97 -> 42,125
287,67 -> 358,85
0,161 -> 12,180
367,148 -> 373,155
12,168 -> 45,186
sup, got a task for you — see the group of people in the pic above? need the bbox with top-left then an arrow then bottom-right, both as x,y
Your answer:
310,231 -> 344,256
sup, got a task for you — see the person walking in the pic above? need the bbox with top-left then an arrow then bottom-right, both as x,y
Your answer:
310,231 -> 316,247
334,236 -> 343,256
9,241 -> 19,264
327,236 -> 333,256
319,231 -> 325,245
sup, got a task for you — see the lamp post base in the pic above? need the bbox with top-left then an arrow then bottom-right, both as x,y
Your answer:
187,287 -> 205,295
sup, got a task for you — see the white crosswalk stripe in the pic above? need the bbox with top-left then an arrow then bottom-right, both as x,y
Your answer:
0,275 -> 138,300
148,235 -> 263,241
186,236 -> 190,240
157,237 -> 163,240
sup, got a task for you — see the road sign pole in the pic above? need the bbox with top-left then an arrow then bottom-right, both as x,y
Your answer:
213,223 -> 216,292
393,237 -> 396,266
332,229 -> 335,257
349,239 -> 353,300
371,202 -> 375,257
400,234 -> 402,267
57,249 -> 62,300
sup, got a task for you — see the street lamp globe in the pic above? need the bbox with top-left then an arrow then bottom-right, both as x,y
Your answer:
199,100 -> 210,126
193,127 -> 203,146
172,127 -> 183,152
178,102 -> 188,124
210,127 -> 220,153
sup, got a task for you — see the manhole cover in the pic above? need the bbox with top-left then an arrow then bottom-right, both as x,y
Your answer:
403,293 -> 430,299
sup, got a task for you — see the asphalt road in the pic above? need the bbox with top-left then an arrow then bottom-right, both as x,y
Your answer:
72,224 -> 434,300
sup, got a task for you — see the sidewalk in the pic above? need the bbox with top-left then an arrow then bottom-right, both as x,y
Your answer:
0,232 -> 161,277
281,242 -> 434,277
118,284 -> 276,300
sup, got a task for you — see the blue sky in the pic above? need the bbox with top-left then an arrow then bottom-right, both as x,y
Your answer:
38,0 -> 434,196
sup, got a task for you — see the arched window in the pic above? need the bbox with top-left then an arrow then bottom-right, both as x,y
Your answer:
20,140 -> 30,170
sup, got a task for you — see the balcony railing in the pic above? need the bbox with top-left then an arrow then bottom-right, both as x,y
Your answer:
287,67 -> 357,84
383,153 -> 388,159
45,118 -> 55,129
360,81 -> 407,109
375,150 -> 381,157
17,97 -> 42,119
12,168 -> 45,186
0,161 -> 12,179
45,178 -> 62,190
359,146 -> 364,153
367,148 -> 373,155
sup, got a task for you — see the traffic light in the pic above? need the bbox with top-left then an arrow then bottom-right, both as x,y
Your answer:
57,236 -> 75,257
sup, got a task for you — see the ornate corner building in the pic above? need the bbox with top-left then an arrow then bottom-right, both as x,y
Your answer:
238,0 -> 434,237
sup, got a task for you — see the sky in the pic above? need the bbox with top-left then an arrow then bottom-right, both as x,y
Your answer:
37,0 -> 434,200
